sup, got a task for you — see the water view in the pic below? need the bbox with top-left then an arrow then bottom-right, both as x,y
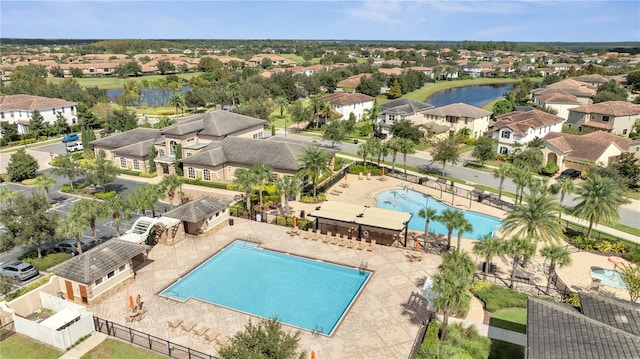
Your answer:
106,84 -> 190,105
425,84 -> 513,108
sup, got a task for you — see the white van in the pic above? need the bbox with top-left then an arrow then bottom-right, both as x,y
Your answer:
66,142 -> 83,152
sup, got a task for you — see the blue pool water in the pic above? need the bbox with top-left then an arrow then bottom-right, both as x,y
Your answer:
376,189 -> 501,239
160,240 -> 371,335
591,269 -> 627,289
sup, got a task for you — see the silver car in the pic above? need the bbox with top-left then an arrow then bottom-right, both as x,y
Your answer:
0,261 -> 39,281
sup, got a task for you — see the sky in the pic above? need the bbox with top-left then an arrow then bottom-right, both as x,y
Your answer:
1,1 -> 639,42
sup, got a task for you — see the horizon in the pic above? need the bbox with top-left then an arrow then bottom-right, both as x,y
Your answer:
1,1 -> 639,42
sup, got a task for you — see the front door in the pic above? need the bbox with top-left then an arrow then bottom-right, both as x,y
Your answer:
79,285 -> 88,304
65,280 -> 74,301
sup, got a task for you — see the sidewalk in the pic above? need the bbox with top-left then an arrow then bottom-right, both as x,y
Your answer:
58,332 -> 108,359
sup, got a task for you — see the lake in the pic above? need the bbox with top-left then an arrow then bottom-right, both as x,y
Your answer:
106,84 -> 190,105
425,84 -> 513,108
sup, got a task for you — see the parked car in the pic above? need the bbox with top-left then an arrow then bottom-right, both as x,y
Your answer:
66,142 -> 83,152
559,169 -> 582,180
53,239 -> 92,255
0,261 -> 39,281
62,133 -> 79,143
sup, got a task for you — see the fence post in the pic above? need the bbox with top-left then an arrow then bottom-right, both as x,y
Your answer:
129,327 -> 134,342
148,333 -> 152,349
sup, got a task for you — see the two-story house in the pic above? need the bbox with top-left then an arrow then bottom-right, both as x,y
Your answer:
542,131 -> 631,172
319,93 -> 374,122
530,78 -> 596,106
421,103 -> 492,139
0,94 -> 77,136
377,98 -> 434,135
565,101 -> 640,137
487,109 -> 565,154
533,91 -> 581,120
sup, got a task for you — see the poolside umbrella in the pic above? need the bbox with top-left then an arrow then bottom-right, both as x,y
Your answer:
344,172 -> 348,182
311,351 -> 316,359
293,216 -> 297,228
129,295 -> 134,309
381,167 -> 385,176
608,256 -> 628,267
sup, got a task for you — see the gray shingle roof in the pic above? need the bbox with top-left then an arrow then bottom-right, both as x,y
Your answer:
379,98 -> 434,115
50,240 -> 148,284
114,138 -> 157,157
527,297 -> 640,359
90,128 -> 160,149
199,110 -> 265,137
422,102 -> 492,118
163,195 -> 230,222
161,118 -> 204,136
579,292 -> 640,336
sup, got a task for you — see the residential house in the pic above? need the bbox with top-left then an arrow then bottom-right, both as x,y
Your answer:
247,54 -> 296,67
572,74 -> 610,87
530,78 -> 596,106
526,294 -> 640,359
533,91 -> 581,120
50,239 -> 149,305
566,101 -> 640,137
377,98 -> 434,135
542,131 -> 631,172
631,139 -> 640,160
487,109 -> 565,154
336,73 -> 371,93
319,92 -> 374,121
421,103 -> 492,139
0,94 -> 77,135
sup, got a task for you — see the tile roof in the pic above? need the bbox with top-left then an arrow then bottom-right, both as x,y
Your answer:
0,94 -> 77,111
337,73 -> 371,88
90,128 -> 161,149
164,195 -> 230,222
527,297 -> 640,359
579,292 -> 640,336
489,109 -> 565,136
379,98 -> 434,115
319,92 -> 374,106
50,239 -> 148,284
535,90 -> 580,104
422,102 -> 492,118
544,130 -> 630,161
571,74 -> 609,84
161,110 -> 265,137
568,101 -> 640,117
113,138 -> 157,157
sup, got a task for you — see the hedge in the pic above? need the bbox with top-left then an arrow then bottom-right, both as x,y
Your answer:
181,177 -> 237,190
3,274 -> 54,301
94,190 -> 117,200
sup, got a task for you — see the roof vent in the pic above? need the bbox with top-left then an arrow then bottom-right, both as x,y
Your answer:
615,314 -> 629,324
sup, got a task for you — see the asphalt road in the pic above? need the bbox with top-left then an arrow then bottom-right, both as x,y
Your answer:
277,132 -> 640,228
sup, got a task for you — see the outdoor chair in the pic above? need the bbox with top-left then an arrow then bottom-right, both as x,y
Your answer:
366,172 -> 371,180
366,240 -> 377,251
203,330 -> 221,344
303,229 -> 314,239
179,321 -> 197,333
167,319 -> 183,330
192,325 -> 209,338
215,335 -> 231,347
358,173 -> 364,180
337,235 -> 348,247
346,239 -> 356,249
356,238 -> 367,250
322,233 -> 332,243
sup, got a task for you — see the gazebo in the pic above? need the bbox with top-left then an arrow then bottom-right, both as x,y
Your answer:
308,201 -> 412,246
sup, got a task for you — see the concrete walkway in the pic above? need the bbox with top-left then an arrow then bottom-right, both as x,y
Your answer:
58,332 -> 108,359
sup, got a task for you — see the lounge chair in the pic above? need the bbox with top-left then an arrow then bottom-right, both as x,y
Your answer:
356,238 -> 367,250
366,172 -> 371,180
180,321 -> 197,333
407,251 -> 425,262
358,173 -> 364,180
322,233 -> 331,243
215,335 -> 231,347
337,235 -> 348,246
203,330 -> 220,344
303,229 -> 314,239
167,319 -> 183,330
346,239 -> 356,249
192,325 -> 209,337
366,240 -> 376,251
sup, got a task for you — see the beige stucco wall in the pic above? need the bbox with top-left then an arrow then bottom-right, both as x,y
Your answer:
57,261 -> 134,304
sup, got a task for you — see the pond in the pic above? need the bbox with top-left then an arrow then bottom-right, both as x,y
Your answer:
106,84 -> 190,106
425,84 -> 513,108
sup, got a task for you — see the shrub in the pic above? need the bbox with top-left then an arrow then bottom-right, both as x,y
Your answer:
22,253 -> 72,271
595,240 -> 613,254
94,190 -> 116,200
301,194 -> 326,203
138,171 -> 157,178
421,320 -> 440,351
563,292 -> 581,308
470,280 -> 492,294
473,284 -> 530,312
348,164 -> 382,176
272,216 -> 312,230
445,322 -> 491,359
3,274 -> 54,301
181,177 -> 236,190
21,178 -> 38,185
465,138 -> 476,146
60,184 -> 72,192
540,161 -> 559,176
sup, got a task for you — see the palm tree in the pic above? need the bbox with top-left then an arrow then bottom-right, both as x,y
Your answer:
168,92 -> 186,114
234,168 -> 257,213
501,192 -> 563,245
455,218 -> 473,252
129,184 -> 162,217
274,96 -> 289,118
102,195 -> 131,237
433,251 -> 474,340
357,142 -> 370,172
34,174 -> 56,204
70,199 -> 105,246
397,138 -> 415,179
386,138 -> 401,174
275,176 -> 301,214
418,207 -> 437,251
227,83 -> 240,107
503,236 -> 536,288
550,177 -> 575,219
251,164 -> 274,208
159,174 -> 183,206
539,244 -> 572,294
508,166 -> 531,204
571,175 -> 628,238
297,146 -> 332,198
0,188 -> 19,206
472,235 -> 503,280
492,164 -> 511,201
55,215 -> 86,255
363,100 -> 381,133
437,209 -> 465,250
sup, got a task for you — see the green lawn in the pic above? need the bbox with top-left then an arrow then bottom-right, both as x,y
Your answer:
47,72 -> 203,90
0,334 -> 62,359
489,339 -> 524,359
490,308 -> 527,333
278,54 -> 321,64
81,338 -> 167,359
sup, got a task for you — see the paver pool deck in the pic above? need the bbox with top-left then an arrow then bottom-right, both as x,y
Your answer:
86,174 -> 635,358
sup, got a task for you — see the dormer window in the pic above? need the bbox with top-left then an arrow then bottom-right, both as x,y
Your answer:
501,130 -> 511,139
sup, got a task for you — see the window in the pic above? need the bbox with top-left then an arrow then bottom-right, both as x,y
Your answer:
602,116 -> 610,122
501,130 -> 511,139
120,157 -> 127,168
95,278 -> 103,286
187,137 -> 195,142
623,129 -> 628,135
159,149 -> 165,156
169,140 -> 178,155
133,159 -> 140,170
203,169 -> 211,181
499,146 -> 509,154
464,118 -> 469,125
0,112 -> 4,119
107,271 -> 115,279
119,264 -> 126,272
188,167 -> 195,179
388,115 -> 396,122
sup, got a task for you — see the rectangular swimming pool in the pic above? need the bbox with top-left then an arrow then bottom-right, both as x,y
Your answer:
160,240 -> 371,335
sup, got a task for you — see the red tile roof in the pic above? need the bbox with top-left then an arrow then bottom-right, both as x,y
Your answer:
568,101 -> 640,117
319,92 -> 374,106
489,109 -> 565,136
544,131 -> 630,162
0,94 -> 76,111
